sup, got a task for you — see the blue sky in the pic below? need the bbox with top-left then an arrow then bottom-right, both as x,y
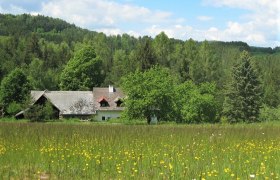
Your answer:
0,0 -> 279,47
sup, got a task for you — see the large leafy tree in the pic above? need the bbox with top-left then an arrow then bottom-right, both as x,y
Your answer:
121,66 -> 178,124
223,51 -> 262,123
0,68 -> 32,114
60,46 -> 103,90
176,81 -> 219,123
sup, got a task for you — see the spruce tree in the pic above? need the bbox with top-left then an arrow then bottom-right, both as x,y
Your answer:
223,51 -> 262,123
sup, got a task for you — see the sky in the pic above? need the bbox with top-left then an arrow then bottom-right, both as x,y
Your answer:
0,0 -> 279,47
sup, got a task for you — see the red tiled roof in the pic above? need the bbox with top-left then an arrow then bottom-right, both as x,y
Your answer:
98,96 -> 108,103
93,88 -> 125,111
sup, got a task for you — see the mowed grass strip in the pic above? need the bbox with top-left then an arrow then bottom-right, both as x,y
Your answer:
0,122 -> 279,179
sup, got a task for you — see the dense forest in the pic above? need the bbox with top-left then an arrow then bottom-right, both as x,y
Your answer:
0,14 -> 279,122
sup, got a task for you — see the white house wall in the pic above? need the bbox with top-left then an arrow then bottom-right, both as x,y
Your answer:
95,110 -> 122,121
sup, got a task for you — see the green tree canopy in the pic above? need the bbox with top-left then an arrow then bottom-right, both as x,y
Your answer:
107,49 -> 129,86
135,36 -> 157,71
60,46 -> 104,90
153,32 -> 172,67
223,51 -> 262,123
0,68 -> 32,114
121,66 -> 178,124
176,81 -> 219,123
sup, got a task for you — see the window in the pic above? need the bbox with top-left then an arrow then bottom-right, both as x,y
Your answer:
100,101 -> 109,107
116,101 -> 122,107
98,97 -> 109,107
115,99 -> 123,107
102,116 -> 106,121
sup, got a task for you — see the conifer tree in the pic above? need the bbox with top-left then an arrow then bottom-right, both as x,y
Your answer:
223,51 -> 262,123
135,36 -> 157,71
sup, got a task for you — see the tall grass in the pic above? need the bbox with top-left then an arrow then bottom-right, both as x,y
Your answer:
0,123 -> 279,179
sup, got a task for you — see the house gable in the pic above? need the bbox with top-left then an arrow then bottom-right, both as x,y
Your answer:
93,87 -> 125,111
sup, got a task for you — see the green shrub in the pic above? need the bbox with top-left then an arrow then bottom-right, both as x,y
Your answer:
24,105 -> 45,122
24,102 -> 55,122
259,105 -> 280,122
6,102 -> 22,116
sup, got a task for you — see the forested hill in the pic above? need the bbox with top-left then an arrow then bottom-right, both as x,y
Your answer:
0,14 -> 280,108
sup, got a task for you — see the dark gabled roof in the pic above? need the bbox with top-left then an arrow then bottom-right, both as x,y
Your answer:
93,88 -> 125,111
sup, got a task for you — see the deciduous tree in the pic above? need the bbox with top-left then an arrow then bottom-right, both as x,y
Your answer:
60,46 -> 103,90
121,66 -> 178,124
176,81 -> 218,123
0,68 -> 32,114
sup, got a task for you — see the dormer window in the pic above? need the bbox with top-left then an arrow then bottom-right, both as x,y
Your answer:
100,101 -> 109,107
114,97 -> 123,107
98,96 -> 109,107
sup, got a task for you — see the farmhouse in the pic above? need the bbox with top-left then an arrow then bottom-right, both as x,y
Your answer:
93,86 -> 125,121
16,86 -> 125,121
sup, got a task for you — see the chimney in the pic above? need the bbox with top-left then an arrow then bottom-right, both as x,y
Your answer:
109,85 -> 114,93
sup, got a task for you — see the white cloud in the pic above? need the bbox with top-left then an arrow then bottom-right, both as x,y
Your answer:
202,0 -> 280,47
40,0 -> 173,28
144,24 -> 204,41
197,16 -> 213,21
95,28 -> 123,36
0,4 -> 26,14
203,21 -> 267,44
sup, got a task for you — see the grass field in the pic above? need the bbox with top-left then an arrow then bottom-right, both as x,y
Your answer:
0,122 -> 279,179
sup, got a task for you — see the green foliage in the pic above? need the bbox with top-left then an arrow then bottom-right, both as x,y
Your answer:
254,54 -> 280,107
44,101 -> 56,120
121,66 -> 178,123
259,105 -> 280,122
24,102 -> 55,122
107,50 -> 129,85
153,32 -> 172,67
135,36 -> 157,71
176,81 -> 219,123
0,14 -> 279,123
121,67 -> 219,124
0,68 -> 32,114
223,51 -> 263,123
24,105 -> 44,122
6,102 -> 22,116
60,46 -> 104,90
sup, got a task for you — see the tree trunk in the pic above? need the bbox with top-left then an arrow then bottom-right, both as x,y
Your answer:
147,115 -> 151,124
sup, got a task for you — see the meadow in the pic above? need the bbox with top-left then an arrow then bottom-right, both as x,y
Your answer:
0,122 -> 279,179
